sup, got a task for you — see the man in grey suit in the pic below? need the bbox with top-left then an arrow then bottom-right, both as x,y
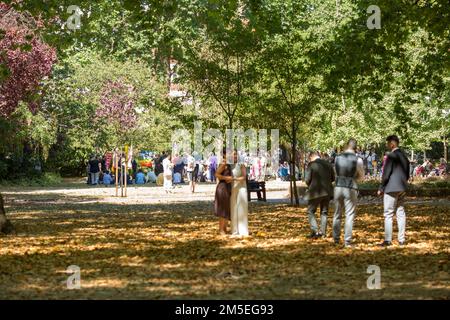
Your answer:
304,151 -> 335,238
378,135 -> 410,246
332,139 -> 364,247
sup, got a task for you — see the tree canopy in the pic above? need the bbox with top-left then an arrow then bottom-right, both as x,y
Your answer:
0,0 -> 448,179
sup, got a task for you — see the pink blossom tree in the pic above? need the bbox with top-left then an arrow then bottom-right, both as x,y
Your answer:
97,80 -> 138,135
0,3 -> 56,118
0,3 -> 56,233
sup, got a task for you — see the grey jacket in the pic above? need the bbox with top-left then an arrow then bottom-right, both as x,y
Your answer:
305,158 -> 335,200
380,149 -> 410,193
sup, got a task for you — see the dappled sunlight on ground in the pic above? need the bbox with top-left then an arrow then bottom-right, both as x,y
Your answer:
0,183 -> 448,299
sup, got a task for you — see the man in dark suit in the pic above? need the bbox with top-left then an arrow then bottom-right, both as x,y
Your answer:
378,135 -> 410,246
304,151 -> 335,238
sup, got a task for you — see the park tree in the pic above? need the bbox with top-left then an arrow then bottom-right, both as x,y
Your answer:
0,3 -> 56,116
177,0 -> 259,130
0,3 -> 57,233
1,0 -> 448,189
41,50 -> 169,173
311,0 -> 450,156
250,0 -> 341,205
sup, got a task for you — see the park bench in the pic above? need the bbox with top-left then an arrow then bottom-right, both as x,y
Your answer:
247,179 -> 267,202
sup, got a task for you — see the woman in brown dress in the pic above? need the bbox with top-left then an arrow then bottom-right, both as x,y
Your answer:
214,154 -> 233,234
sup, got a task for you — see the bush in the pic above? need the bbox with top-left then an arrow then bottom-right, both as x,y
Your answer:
0,160 -> 7,179
0,172 -> 62,187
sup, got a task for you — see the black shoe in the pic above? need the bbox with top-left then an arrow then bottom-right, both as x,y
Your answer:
318,232 -> 325,238
333,239 -> 340,245
378,241 -> 392,247
307,232 -> 319,239
399,241 -> 406,246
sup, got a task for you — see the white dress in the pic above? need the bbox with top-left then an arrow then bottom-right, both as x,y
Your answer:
162,158 -> 173,191
230,163 -> 249,236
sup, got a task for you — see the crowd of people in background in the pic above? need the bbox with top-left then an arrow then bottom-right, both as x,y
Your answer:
85,146 -> 449,189
299,148 -> 448,182
85,150 -> 275,190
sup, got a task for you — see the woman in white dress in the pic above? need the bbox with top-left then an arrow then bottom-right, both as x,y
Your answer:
162,154 -> 173,193
230,153 -> 249,236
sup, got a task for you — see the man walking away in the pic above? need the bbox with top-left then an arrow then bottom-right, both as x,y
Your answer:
332,139 -> 364,248
378,135 -> 410,247
304,151 -> 335,239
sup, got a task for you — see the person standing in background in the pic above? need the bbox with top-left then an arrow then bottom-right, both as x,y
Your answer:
186,153 -> 196,193
132,158 -> 138,180
86,161 -> 91,185
209,152 -> 218,183
193,151 -> 202,183
88,155 -> 101,186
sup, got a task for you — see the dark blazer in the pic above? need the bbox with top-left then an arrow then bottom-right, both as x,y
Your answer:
305,158 -> 335,200
380,149 -> 410,193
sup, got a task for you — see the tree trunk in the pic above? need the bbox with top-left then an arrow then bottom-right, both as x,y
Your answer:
290,122 -> 299,206
289,179 -> 293,204
444,136 -> 448,162
0,193 -> 15,235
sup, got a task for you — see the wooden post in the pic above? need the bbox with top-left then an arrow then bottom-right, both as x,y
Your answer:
124,145 -> 128,197
114,149 -> 119,197
120,153 -> 124,197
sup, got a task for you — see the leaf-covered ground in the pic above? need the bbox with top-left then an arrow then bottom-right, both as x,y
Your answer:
0,183 -> 448,299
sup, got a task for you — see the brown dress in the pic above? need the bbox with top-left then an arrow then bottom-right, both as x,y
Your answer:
214,164 -> 232,220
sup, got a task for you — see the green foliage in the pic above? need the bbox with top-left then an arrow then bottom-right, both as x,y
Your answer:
41,50 -> 173,174
2,0 -> 448,180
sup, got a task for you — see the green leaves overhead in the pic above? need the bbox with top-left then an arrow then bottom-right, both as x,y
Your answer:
1,0 -> 448,178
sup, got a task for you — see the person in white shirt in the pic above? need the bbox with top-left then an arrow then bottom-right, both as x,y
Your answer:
162,154 -> 173,193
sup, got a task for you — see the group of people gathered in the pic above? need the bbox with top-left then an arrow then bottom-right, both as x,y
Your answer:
152,151 -> 272,194
304,135 -> 410,247
413,158 -> 448,178
86,154 -> 147,186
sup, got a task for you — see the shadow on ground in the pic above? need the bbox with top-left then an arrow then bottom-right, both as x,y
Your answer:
0,190 -> 448,299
